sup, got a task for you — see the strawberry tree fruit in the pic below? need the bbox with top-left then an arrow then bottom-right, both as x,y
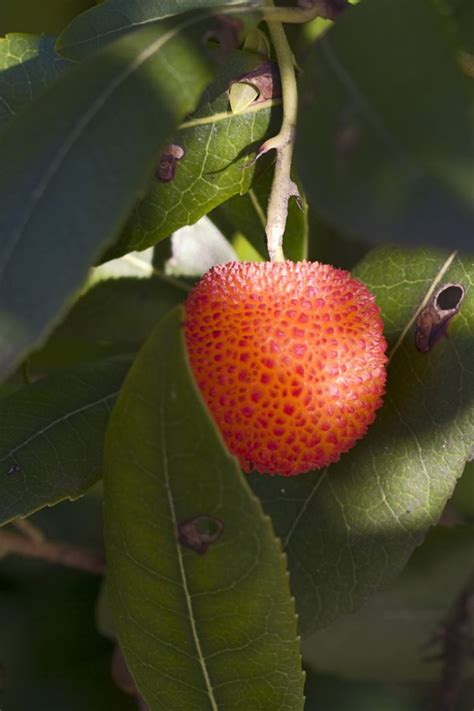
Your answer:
184,260 -> 388,476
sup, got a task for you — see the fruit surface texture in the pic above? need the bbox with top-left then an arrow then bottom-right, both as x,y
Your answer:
184,260 -> 387,476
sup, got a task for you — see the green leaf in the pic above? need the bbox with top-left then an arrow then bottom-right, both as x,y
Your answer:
302,525 -> 474,681
30,276 -> 185,373
0,0 -> 95,36
56,0 -> 259,60
0,20 -> 213,383
446,0 -> 474,53
242,26 -> 271,57
250,247 -> 474,636
107,49 -> 279,258
296,0 -> 474,250
0,34 -> 69,132
0,356 -> 130,526
104,306 -> 304,710
210,166 -> 308,262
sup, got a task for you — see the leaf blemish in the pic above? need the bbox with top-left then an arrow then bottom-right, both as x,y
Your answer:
177,514 -> 224,555
204,15 -> 243,55
415,283 -> 465,353
298,0 -> 349,21
229,61 -> 282,111
156,144 -> 185,183
336,124 -> 359,156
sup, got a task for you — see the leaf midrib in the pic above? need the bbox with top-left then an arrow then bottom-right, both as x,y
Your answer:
159,389 -> 218,710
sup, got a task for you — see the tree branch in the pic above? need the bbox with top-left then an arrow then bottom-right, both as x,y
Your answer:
261,0 -> 301,261
431,572 -> 474,711
0,526 -> 105,575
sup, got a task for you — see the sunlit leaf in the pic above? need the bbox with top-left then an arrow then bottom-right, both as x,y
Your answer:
0,0 -> 94,36
0,34 -> 68,131
250,247 -> 474,636
107,49 -> 280,258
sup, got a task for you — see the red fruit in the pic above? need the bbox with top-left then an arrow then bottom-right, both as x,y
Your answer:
184,261 -> 387,476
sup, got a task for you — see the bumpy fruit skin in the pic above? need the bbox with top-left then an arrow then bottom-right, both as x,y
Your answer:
184,261 -> 387,476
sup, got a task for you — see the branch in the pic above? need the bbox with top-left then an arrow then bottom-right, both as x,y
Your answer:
261,0 -> 301,261
430,572 -> 474,711
0,526 -> 106,575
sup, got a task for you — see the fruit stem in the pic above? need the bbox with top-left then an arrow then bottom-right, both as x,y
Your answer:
263,0 -> 301,262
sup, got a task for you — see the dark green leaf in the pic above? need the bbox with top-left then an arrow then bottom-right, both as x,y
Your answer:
0,369 -> 26,399
104,306 -> 304,710
30,276 -> 185,373
450,459 -> 474,519
152,238 -> 173,271
56,0 -> 260,60
302,525 -> 474,681
0,20 -> 213,382
296,0 -> 474,250
0,356 -> 130,526
107,49 -> 280,258
0,34 -> 69,132
250,247 -> 474,636
307,209 -> 370,271
446,0 -> 474,53
304,672 -> 422,711
210,166 -> 307,261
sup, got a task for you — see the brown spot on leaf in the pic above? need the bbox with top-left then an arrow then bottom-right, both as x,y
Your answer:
415,283 -> 465,353
204,15 -> 243,54
177,514 -> 224,555
156,143 -> 185,183
229,60 -> 282,106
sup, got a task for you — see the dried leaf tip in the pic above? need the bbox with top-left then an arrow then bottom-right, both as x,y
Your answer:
415,283 -> 465,353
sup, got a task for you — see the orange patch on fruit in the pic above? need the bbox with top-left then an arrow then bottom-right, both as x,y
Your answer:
184,261 -> 387,476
